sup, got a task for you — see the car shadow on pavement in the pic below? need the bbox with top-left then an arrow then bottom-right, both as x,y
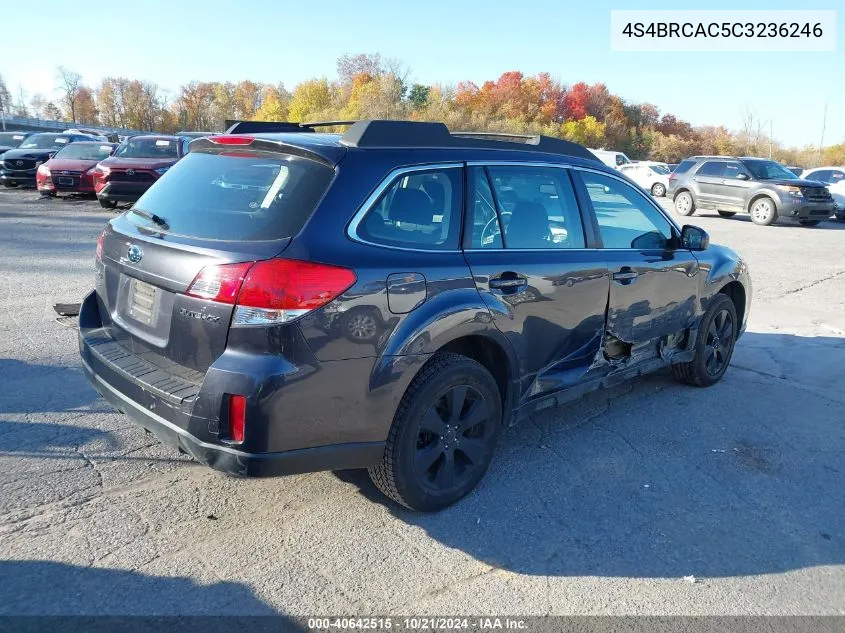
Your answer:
0,359 -> 113,414
336,330 -> 844,580
0,560 -> 307,629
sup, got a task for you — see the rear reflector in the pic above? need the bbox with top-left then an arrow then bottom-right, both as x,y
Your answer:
208,135 -> 255,145
185,259 -> 357,326
227,394 -> 246,443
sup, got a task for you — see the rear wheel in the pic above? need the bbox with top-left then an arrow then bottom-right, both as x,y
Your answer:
2,182 -> 16,188
39,191 -> 56,198
673,294 -> 738,388
674,191 -> 695,216
651,183 -> 666,197
750,197 -> 778,225
99,199 -> 117,210
799,220 -> 821,227
369,353 -> 502,511
717,210 -> 737,218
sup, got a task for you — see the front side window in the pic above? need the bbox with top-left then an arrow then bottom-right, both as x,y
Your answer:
485,165 -> 586,249
723,161 -> 750,179
357,167 -> 462,250
578,171 -> 674,250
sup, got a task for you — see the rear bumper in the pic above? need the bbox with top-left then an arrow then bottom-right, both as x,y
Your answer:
81,356 -> 383,476
97,181 -> 153,203
77,290 -> 387,477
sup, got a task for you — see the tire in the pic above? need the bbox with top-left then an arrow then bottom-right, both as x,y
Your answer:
799,220 -> 820,227
674,191 -> 695,216
2,182 -> 16,188
673,294 -> 738,388
99,199 -> 117,210
368,353 -> 503,511
39,191 -> 56,198
749,197 -> 778,226
717,210 -> 737,218
651,183 -> 666,197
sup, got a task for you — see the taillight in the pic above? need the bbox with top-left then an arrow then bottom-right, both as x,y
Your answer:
234,259 -> 357,326
95,230 -> 105,261
668,172 -> 677,181
185,259 -> 357,326
185,262 -> 253,304
227,394 -> 246,443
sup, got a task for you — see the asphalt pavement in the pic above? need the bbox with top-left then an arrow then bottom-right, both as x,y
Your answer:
0,188 -> 843,616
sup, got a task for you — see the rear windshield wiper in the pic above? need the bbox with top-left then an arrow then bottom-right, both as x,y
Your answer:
131,207 -> 169,229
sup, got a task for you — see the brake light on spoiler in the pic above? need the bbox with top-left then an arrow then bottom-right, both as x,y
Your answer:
186,259 -> 357,326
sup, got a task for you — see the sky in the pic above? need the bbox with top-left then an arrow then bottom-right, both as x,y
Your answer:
3,0 -> 843,147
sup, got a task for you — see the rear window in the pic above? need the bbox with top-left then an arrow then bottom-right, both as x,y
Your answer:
127,150 -> 334,241
673,160 -> 696,175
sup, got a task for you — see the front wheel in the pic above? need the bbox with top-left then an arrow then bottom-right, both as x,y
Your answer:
369,353 -> 503,511
651,183 -> 666,197
673,294 -> 738,388
799,220 -> 820,227
674,191 -> 695,216
750,198 -> 778,225
717,210 -> 737,218
39,191 -> 56,198
98,198 -> 117,210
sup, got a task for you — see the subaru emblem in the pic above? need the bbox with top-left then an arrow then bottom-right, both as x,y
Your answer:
127,244 -> 143,264
126,169 -> 136,176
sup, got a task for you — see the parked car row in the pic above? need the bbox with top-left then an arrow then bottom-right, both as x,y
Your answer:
0,131 -> 193,208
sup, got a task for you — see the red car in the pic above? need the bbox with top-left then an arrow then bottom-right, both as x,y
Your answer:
35,142 -> 117,197
92,135 -> 189,209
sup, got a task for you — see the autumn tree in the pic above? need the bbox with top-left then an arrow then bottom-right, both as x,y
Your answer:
288,79 -> 332,122
0,74 -> 10,120
56,66 -> 83,123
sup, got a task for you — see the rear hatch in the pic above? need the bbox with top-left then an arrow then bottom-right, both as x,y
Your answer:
95,139 -> 339,380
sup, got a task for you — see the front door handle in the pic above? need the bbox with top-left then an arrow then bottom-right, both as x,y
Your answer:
612,269 -> 639,283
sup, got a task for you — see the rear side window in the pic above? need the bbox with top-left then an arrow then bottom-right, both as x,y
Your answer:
673,160 -> 696,175
128,150 -> 334,241
357,167 -> 462,250
697,161 -> 725,177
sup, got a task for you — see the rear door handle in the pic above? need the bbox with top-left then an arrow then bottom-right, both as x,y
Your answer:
490,277 -> 527,289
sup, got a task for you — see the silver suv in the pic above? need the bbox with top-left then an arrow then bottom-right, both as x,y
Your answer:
667,156 -> 834,226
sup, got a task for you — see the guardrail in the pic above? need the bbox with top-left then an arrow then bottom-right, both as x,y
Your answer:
0,114 -> 151,136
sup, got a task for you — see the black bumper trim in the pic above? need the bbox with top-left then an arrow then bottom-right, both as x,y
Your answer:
82,356 -> 385,477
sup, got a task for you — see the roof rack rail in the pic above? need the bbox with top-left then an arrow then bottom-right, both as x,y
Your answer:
339,120 -> 599,162
299,120 -> 357,128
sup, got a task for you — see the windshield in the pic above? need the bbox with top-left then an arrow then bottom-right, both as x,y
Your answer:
115,138 -> 179,159
743,160 -> 799,181
127,150 -> 334,240
54,143 -> 115,161
19,134 -> 72,150
0,133 -> 27,147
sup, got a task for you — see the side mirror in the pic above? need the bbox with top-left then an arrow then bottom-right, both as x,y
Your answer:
681,225 -> 709,251
736,173 -> 749,180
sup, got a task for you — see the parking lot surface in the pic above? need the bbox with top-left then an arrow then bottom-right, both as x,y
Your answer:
1,188 -> 843,616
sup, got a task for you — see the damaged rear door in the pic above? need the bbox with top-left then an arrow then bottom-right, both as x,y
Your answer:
573,168 -> 700,362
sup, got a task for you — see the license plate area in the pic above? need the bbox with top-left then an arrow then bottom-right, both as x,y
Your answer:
127,278 -> 159,326
58,177 -> 74,185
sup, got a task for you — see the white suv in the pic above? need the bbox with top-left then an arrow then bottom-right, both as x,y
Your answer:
801,166 -> 845,221
619,161 -> 671,197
